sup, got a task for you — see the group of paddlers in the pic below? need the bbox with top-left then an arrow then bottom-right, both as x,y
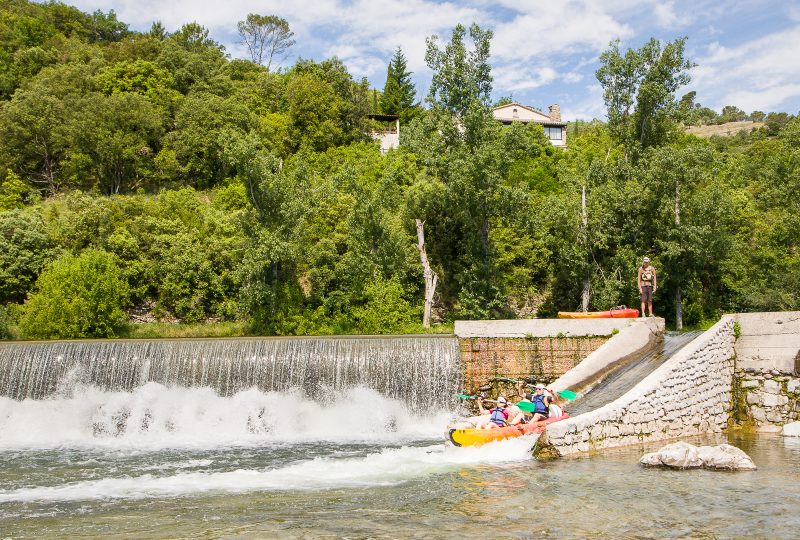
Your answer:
472,381 -> 564,429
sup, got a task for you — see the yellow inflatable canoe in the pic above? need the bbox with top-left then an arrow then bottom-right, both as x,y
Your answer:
447,414 -> 569,447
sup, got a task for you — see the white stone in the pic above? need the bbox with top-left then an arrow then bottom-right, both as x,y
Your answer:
640,441 -> 703,469
788,379 -> 799,394
763,379 -> 781,394
762,393 -> 780,407
746,392 -> 760,405
639,451 -> 662,466
697,444 -> 757,470
782,421 -> 800,437
741,379 -> 760,389
767,410 -> 784,423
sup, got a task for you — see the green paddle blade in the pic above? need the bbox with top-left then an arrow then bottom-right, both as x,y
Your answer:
515,400 -> 536,412
455,393 -> 474,400
557,390 -> 577,401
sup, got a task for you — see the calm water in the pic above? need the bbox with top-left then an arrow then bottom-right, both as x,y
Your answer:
1,385 -> 798,539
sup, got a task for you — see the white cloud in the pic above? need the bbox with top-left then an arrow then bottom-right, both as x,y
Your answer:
490,1 -> 632,62
693,25 -> 800,111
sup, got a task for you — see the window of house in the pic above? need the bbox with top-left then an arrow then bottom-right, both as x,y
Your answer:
546,127 -> 563,140
512,108 -> 519,118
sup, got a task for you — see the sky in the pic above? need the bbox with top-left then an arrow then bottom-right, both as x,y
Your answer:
65,0 -> 800,121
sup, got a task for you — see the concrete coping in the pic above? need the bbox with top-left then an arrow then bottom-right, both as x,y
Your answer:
454,318 -> 641,338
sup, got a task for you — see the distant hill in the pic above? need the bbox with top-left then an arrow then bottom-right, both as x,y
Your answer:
685,121 -> 765,138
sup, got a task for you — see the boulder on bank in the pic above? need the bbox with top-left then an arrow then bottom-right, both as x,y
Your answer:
782,421 -> 800,437
640,441 -> 756,471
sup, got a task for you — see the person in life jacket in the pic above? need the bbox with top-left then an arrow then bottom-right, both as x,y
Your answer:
509,383 -> 552,425
637,256 -> 657,317
476,396 -> 510,429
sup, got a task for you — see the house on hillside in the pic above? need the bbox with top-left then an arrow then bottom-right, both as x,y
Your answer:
491,103 -> 567,148
367,114 -> 400,153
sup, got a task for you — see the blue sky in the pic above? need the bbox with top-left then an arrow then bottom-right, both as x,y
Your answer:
66,0 -> 800,120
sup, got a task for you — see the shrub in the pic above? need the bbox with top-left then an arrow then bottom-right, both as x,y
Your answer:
18,249 -> 129,339
352,275 -> 417,334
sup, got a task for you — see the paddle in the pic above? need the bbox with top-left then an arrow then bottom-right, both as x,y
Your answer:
558,389 -> 578,400
515,400 -> 536,413
489,376 -> 578,401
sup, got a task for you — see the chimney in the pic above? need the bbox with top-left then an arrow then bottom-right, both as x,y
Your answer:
548,104 -> 561,122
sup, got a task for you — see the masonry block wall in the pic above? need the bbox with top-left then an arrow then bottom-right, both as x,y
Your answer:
536,316 -> 736,458
459,336 -> 608,394
737,370 -> 800,426
734,312 -> 800,428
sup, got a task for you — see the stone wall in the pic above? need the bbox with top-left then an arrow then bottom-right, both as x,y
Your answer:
733,312 -> 800,429
737,370 -> 800,427
459,336 -> 607,395
454,318 -> 643,396
535,316 -> 736,458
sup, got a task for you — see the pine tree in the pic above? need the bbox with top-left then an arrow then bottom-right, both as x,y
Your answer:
380,47 -> 417,121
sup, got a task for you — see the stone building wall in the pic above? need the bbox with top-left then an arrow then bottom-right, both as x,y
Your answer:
459,336 -> 607,395
737,368 -> 800,426
535,316 -> 736,458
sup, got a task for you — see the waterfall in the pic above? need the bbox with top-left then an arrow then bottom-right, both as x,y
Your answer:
0,336 -> 461,412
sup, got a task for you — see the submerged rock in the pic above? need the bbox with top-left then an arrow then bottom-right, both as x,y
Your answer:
640,441 -> 756,471
782,421 -> 800,437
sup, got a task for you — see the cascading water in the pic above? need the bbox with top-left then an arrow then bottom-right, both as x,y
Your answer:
0,335 -> 463,449
0,335 -> 461,411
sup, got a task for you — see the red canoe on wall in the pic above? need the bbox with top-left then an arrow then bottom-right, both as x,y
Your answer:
557,307 -> 639,319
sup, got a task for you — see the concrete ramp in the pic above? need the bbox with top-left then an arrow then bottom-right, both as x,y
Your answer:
549,317 -> 664,393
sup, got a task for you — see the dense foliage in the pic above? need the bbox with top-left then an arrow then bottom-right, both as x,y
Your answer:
0,1 -> 798,339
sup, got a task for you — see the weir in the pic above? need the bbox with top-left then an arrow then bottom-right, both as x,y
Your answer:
0,336 -> 461,413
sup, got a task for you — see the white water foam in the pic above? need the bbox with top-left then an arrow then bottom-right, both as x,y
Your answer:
0,383 -> 453,450
0,437 -> 536,502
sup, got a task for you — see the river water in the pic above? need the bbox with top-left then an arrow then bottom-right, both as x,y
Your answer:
1,383 -> 799,539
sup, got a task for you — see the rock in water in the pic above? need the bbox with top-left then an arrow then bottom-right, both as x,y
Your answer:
698,444 -> 757,470
640,442 -> 756,471
782,421 -> 800,437
640,441 -> 703,469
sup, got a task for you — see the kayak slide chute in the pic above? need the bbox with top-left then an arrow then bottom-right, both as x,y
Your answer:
447,414 -> 569,447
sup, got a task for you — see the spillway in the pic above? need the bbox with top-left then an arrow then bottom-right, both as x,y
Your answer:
567,331 -> 703,416
0,336 -> 461,413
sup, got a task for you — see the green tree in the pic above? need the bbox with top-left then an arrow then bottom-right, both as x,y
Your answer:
18,249 -> 129,339
0,208 -> 56,303
425,23 -> 493,115
597,37 -> 694,152
0,170 -> 32,210
380,47 -> 418,122
237,14 -> 295,70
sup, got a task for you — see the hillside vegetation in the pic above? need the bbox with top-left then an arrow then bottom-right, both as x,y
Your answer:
0,1 -> 798,339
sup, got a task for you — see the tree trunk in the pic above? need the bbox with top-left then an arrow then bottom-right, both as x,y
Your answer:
674,180 -> 682,330
581,185 -> 590,312
415,219 -> 438,328
675,287 -> 683,331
